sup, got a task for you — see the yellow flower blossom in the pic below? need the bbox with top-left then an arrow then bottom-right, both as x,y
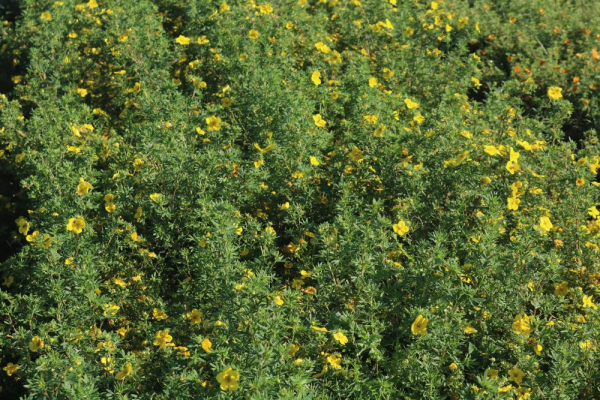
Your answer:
216,367 -> 240,391
582,295 -> 597,309
393,220 -> 410,236
3,362 -> 19,376
512,314 -> 533,335
411,314 -> 428,335
547,86 -> 563,101
153,329 -> 174,348
186,309 -> 202,325
153,308 -> 168,320
77,178 -> 92,195
202,337 -> 212,352
538,216 -> 553,233
463,324 -> 477,334
313,114 -> 327,128
508,366 -> 525,385
206,116 -> 222,131
404,98 -> 419,109
67,217 -> 85,234
311,71 -> 321,86
327,354 -> 342,369
115,362 -> 133,380
333,331 -> 348,345
29,336 -> 44,352
175,35 -> 191,45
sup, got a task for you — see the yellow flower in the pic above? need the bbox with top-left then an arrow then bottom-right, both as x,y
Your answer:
311,71 -> 321,86
202,337 -> 212,352
216,367 -> 240,391
506,159 -> 520,174
507,196 -> 520,211
186,308 -> 202,325
115,362 -> 133,380
538,216 -> 553,233
582,295 -> 597,309
327,354 -> 342,369
67,217 -> 85,234
29,336 -> 45,352
533,343 -> 543,356
373,124 -> 386,138
498,385 -> 513,393
484,145 -> 501,156
348,146 -> 363,161
273,295 -> 284,306
104,194 -> 116,213
315,41 -> 331,53
77,178 -> 93,195
411,314 -> 428,335
309,156 -> 321,166
76,88 -> 88,97
449,362 -> 458,371
133,158 -> 144,171
512,314 -> 534,335
383,68 -> 394,80
404,98 -> 419,109
311,326 -> 328,332
103,303 -> 120,317
3,362 -> 19,376
289,344 -> 300,357
313,114 -> 327,128
517,387 -> 531,400
463,324 -> 477,334
579,340 -> 596,351
547,86 -> 563,101
368,77 -> 378,87
175,35 -> 191,45
153,329 -> 174,348
249,29 -> 259,39
554,281 -> 568,296
206,116 -> 222,131
153,308 -> 168,321
150,193 -> 163,203
16,216 -> 30,235
40,12 -> 52,21
508,366 -> 525,385
471,77 -> 482,87
393,220 -> 410,236
333,331 -> 348,345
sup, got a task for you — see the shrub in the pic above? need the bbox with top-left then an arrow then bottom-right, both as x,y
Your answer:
1,0 -> 598,398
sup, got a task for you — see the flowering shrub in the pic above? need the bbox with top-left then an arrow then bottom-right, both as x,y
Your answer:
0,0 -> 598,398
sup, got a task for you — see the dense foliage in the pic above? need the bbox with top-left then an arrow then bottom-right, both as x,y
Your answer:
1,0 -> 599,398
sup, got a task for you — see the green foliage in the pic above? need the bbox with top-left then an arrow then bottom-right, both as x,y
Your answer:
0,0 -> 598,398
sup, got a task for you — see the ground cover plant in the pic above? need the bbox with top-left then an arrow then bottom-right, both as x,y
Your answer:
0,0 -> 599,398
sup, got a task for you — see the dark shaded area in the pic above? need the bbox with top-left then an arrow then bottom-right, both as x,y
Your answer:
0,0 -> 22,95
562,111 -> 597,150
0,159 -> 27,263
0,2 -> 28,397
